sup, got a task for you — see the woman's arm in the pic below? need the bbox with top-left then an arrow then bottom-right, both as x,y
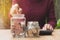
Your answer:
47,0 -> 56,28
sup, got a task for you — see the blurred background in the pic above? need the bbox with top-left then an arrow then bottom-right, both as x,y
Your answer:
0,0 -> 60,29
0,0 -> 11,29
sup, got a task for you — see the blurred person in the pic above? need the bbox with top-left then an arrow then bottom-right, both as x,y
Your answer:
9,0 -> 56,30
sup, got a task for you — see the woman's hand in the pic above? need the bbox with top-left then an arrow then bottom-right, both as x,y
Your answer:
42,24 -> 53,30
10,4 -> 22,16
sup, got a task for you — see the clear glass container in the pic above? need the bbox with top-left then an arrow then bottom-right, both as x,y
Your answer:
10,14 -> 26,38
26,21 -> 40,37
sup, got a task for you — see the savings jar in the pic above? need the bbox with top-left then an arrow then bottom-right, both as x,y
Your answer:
10,14 -> 26,38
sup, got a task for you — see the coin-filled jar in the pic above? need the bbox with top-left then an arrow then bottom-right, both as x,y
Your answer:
10,14 -> 26,38
26,21 -> 40,37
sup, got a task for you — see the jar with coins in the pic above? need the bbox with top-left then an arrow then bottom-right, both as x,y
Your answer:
26,21 -> 40,37
10,14 -> 26,38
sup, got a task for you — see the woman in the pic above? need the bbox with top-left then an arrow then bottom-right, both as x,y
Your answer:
10,0 -> 56,30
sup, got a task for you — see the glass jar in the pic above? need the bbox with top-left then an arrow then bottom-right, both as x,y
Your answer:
26,21 -> 40,37
10,14 -> 26,38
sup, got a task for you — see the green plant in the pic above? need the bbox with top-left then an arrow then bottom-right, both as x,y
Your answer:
56,19 -> 60,29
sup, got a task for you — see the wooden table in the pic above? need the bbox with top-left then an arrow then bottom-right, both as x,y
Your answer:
0,29 -> 60,40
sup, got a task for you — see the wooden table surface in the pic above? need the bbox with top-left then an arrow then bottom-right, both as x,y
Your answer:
0,29 -> 60,40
